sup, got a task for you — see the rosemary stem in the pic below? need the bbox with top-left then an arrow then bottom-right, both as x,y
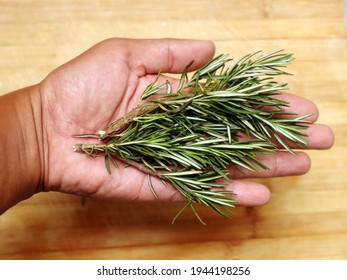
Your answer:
72,143 -> 162,178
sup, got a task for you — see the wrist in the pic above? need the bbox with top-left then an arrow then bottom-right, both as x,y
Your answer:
0,85 -> 44,214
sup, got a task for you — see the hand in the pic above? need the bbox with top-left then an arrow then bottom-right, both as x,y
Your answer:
35,39 -> 335,207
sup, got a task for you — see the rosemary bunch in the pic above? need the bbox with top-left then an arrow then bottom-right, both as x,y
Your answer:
73,50 -> 310,223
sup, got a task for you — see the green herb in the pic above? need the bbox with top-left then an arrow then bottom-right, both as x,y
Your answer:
73,50 -> 310,224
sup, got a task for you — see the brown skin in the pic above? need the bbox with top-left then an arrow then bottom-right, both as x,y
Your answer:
0,38 -> 335,215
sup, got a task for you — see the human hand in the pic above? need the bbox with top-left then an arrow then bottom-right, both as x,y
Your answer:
37,38 -> 334,207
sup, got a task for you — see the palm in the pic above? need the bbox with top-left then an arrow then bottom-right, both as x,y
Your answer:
40,41 -> 177,201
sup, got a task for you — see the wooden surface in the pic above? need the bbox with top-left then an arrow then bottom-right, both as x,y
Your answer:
0,0 -> 346,260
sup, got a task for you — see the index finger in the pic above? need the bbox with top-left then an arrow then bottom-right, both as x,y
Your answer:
274,92 -> 319,123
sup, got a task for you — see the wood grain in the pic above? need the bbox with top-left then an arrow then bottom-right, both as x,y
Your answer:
0,0 -> 346,259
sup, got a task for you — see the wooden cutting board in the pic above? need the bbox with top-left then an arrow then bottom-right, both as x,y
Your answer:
0,0 -> 346,259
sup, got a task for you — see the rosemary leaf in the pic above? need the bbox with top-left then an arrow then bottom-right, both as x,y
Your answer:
73,50 -> 311,224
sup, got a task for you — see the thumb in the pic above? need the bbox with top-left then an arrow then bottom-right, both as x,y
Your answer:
108,38 -> 216,74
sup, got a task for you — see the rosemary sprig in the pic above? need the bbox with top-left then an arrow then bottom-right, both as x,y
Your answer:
73,50 -> 311,223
